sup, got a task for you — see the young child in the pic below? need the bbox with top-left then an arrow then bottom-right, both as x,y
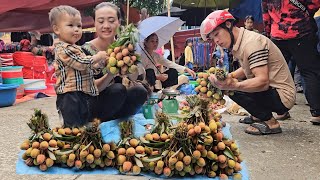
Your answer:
49,5 -> 107,127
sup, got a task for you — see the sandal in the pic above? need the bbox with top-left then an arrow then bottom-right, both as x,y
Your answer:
311,118 -> 320,125
239,116 -> 260,124
275,112 -> 291,121
245,121 -> 282,135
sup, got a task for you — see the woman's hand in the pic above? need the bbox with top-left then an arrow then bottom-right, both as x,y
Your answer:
208,73 -> 239,91
157,74 -> 168,82
185,68 -> 196,79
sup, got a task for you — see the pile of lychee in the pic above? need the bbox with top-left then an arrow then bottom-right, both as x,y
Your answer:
20,127 -> 118,171
132,111 -> 243,179
106,44 -> 138,75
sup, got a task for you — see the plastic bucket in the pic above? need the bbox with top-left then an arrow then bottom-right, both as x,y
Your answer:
0,66 -> 24,85
0,84 -> 19,107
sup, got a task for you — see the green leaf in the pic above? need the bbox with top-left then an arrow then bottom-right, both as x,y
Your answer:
82,141 -> 92,151
141,155 -> 162,163
160,123 -> 165,135
55,149 -> 74,156
48,147 -> 59,151
170,147 -> 182,158
47,150 -> 56,160
139,136 -> 150,144
55,135 -> 80,142
116,27 -> 121,35
223,147 -> 235,160
135,154 -> 147,158
143,141 -> 167,148
149,139 -> 161,143
183,145 -> 192,156
52,131 -> 62,138
161,150 -> 169,157
72,144 -> 80,151
211,161 -> 217,166
134,157 -> 144,167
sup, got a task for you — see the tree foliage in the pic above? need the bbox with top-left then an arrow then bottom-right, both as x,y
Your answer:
111,0 -> 165,16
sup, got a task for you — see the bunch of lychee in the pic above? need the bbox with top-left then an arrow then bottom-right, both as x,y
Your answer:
195,67 -> 228,106
20,132 -> 57,171
106,44 -> 138,75
116,138 -> 147,175
52,127 -> 117,169
60,142 -> 117,170
188,119 -> 243,179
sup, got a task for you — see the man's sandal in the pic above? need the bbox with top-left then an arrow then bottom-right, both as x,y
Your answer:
310,118 -> 320,125
245,121 -> 282,135
239,116 -> 260,124
275,112 -> 291,121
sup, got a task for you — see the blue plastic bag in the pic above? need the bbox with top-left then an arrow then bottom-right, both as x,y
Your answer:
178,84 -> 197,95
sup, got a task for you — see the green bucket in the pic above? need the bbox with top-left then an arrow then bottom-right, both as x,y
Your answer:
142,104 -> 154,119
3,77 -> 24,85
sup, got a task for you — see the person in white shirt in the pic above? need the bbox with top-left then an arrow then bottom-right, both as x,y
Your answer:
140,33 -> 196,91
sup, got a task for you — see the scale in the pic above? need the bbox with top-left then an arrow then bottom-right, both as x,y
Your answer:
161,89 -> 180,114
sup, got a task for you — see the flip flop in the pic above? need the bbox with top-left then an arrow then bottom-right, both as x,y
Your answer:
310,118 -> 320,125
239,116 -> 260,124
245,121 -> 282,135
275,112 -> 291,121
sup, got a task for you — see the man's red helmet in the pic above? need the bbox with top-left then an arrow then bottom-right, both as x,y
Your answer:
200,10 -> 235,41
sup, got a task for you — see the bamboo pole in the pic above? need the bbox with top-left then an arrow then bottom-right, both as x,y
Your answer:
167,0 -> 175,62
126,0 -> 130,25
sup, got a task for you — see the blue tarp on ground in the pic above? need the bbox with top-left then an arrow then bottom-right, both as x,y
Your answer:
229,0 -> 263,23
16,113 -> 250,179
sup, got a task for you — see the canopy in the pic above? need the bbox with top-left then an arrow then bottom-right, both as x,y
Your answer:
0,0 -> 104,33
159,7 -> 213,26
229,0 -> 263,23
172,0 -> 241,9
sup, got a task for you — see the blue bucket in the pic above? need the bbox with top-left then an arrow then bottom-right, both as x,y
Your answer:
0,84 -> 19,107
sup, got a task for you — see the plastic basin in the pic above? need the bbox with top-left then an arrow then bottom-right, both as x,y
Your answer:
25,86 -> 47,95
0,84 -> 19,107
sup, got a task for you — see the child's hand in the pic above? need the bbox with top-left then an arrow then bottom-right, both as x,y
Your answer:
92,51 -> 107,69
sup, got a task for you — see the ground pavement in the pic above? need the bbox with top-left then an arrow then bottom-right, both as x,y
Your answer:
0,93 -> 319,180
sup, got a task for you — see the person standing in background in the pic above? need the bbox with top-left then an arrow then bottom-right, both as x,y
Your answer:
184,39 -> 194,69
138,8 -> 149,24
244,15 -> 259,33
262,0 -> 320,125
315,9 -> 320,52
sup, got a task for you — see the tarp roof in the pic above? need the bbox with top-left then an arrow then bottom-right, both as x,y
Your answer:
0,0 -> 104,33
